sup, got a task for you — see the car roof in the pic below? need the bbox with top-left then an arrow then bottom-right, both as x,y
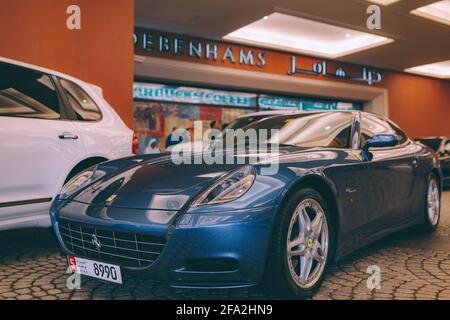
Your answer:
238,110 -> 300,118
0,56 -> 103,97
244,110 -> 410,129
237,109 -> 360,119
415,136 -> 448,140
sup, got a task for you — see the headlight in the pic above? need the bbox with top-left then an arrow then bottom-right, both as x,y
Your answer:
191,166 -> 256,207
60,165 -> 105,199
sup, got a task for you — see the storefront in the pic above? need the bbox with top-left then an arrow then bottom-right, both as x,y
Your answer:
132,82 -> 363,153
133,27 -> 449,154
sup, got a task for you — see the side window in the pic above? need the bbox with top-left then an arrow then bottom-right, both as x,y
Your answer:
0,63 -> 61,120
361,114 -> 406,147
59,78 -> 102,121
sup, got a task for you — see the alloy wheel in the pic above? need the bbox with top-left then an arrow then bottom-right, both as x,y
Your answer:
286,198 -> 329,289
427,178 -> 440,226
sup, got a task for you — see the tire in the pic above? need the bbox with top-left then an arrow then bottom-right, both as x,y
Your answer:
421,174 -> 441,233
264,188 -> 336,299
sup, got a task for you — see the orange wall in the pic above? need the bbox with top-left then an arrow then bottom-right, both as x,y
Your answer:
382,72 -> 450,138
0,0 -> 134,127
134,28 -> 450,138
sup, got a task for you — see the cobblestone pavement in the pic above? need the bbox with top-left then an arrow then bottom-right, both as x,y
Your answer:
0,191 -> 449,300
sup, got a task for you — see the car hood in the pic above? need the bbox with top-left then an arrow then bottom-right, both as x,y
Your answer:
70,153 -> 255,210
68,145 -> 342,210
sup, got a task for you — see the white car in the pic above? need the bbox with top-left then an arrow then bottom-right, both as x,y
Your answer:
0,57 -> 134,231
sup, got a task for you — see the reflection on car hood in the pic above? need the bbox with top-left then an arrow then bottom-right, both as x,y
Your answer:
71,153 -> 250,210
70,146 -> 337,210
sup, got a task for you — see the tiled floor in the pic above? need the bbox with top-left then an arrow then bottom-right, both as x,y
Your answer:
0,191 -> 449,300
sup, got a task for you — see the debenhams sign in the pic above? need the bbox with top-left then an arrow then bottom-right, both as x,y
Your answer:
134,29 -> 382,86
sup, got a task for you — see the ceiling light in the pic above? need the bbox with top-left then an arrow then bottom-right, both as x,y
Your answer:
366,0 -> 402,5
405,60 -> 450,79
345,33 -> 352,38
223,12 -> 394,58
263,16 -> 269,20
410,0 -> 450,26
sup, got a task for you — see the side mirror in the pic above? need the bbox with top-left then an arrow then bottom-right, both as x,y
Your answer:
363,134 -> 398,151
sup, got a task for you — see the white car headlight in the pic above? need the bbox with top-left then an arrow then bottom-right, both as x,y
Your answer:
60,166 -> 105,199
191,166 -> 256,207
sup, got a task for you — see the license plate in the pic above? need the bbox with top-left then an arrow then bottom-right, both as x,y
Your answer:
67,256 -> 123,284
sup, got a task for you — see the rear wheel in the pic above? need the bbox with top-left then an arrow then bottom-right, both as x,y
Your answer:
265,188 -> 335,298
421,174 -> 440,232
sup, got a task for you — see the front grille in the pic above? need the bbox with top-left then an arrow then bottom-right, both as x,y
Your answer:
59,219 -> 166,268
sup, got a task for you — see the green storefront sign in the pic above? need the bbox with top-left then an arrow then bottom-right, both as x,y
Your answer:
133,83 -> 257,108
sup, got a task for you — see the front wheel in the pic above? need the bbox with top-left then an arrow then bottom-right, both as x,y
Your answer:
265,188 -> 335,298
421,174 -> 441,232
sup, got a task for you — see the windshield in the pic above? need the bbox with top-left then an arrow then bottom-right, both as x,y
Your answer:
225,114 -> 278,130
221,112 -> 355,149
416,138 -> 443,151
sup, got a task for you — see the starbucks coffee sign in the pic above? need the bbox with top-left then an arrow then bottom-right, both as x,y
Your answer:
133,82 -> 257,107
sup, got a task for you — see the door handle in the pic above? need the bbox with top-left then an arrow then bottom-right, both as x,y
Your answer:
58,133 -> 78,140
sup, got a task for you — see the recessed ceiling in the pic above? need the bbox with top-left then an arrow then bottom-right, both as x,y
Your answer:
366,0 -> 402,5
410,0 -> 450,26
223,12 -> 393,58
135,0 -> 450,78
405,60 -> 450,78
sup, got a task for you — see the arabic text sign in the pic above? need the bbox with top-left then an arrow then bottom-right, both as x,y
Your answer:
288,56 -> 382,86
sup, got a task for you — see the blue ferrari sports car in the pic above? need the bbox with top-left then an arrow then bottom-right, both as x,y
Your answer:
51,111 -> 442,297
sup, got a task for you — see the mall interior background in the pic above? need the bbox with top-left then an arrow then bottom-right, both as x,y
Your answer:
0,0 -> 449,155
132,26 -> 450,154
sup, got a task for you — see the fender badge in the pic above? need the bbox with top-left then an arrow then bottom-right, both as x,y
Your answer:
351,151 -> 363,161
106,194 -> 117,203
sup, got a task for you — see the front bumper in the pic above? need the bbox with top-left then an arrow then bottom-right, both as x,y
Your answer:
50,198 -> 275,289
